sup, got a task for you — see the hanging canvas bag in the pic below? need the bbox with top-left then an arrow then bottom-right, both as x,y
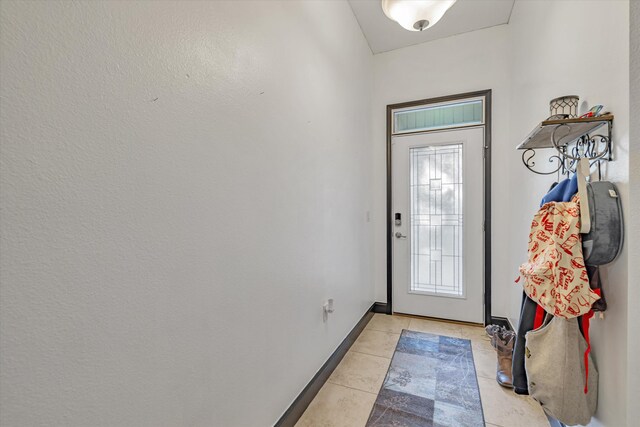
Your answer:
524,315 -> 598,426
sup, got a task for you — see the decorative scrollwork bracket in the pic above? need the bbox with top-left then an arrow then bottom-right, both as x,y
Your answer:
520,119 -> 612,177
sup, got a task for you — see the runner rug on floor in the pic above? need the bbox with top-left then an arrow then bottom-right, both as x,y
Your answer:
365,329 -> 485,427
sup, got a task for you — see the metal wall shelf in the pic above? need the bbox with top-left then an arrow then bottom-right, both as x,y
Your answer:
517,114 -> 613,176
517,115 -> 613,150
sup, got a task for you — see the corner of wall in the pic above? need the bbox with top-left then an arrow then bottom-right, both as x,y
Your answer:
627,1 -> 639,424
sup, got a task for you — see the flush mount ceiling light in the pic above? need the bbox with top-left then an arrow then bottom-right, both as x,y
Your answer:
381,0 -> 457,31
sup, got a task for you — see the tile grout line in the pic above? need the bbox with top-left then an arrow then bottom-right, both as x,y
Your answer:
374,314 -> 487,330
356,327 -> 401,336
324,380 -> 381,397
362,327 -> 406,335
345,349 -> 393,361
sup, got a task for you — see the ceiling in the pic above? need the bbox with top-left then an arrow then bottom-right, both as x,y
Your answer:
348,0 -> 515,54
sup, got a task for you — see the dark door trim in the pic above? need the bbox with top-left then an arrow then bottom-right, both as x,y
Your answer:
386,89 -> 492,325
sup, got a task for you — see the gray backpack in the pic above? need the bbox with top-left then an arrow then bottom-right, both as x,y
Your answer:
581,181 -> 624,266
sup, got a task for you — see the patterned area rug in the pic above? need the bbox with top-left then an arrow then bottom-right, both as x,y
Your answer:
365,329 -> 485,427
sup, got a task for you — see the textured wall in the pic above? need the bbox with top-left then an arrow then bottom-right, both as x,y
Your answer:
507,1 -> 630,426
0,1 -> 374,425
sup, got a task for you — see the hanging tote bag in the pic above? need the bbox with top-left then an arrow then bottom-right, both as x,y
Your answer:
518,197 -> 600,318
524,316 -> 598,426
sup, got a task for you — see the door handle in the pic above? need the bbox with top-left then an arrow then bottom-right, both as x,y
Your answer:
395,232 -> 407,239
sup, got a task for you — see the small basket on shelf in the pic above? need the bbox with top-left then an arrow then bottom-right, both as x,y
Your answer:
549,95 -> 579,119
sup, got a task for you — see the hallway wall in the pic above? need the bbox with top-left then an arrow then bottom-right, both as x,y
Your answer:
372,1 -> 631,425
507,2 -> 629,426
371,24 -> 512,316
0,1 -> 374,426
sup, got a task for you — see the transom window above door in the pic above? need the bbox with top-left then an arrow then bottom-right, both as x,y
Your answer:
393,98 -> 484,135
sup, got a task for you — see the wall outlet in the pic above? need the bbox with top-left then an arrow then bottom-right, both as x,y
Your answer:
323,299 -> 335,322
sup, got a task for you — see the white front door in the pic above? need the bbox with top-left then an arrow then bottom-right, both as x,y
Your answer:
392,127 -> 484,323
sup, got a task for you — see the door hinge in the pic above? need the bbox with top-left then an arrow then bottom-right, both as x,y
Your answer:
482,221 -> 485,232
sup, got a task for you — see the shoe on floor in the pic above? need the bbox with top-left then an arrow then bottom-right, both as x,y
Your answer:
495,330 -> 516,388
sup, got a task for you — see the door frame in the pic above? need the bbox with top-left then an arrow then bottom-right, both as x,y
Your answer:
386,89 -> 492,325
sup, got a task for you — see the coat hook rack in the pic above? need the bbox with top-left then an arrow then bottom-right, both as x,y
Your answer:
517,114 -> 614,177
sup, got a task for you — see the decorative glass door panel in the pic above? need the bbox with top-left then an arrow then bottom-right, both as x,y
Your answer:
410,144 -> 463,297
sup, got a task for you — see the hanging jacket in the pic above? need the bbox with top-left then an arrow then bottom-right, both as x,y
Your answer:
513,293 -> 540,395
513,177 -> 580,395
540,174 -> 578,206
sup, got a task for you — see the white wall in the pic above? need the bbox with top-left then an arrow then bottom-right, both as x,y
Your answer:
627,0 -> 639,423
507,2 -> 629,426
372,1 -> 631,425
372,25 -> 513,316
0,1 -> 374,426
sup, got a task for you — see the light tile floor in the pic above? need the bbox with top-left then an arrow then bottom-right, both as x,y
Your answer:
296,314 -> 549,427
